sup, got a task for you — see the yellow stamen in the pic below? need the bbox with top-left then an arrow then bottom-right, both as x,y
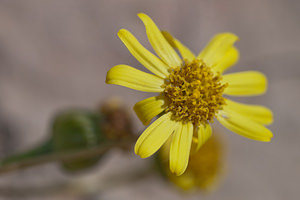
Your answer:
163,59 -> 227,126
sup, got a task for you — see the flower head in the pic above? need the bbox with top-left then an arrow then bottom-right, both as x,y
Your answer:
106,13 -> 273,175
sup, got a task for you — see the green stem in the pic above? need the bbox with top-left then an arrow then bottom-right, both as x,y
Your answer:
0,139 -> 53,166
0,137 -> 136,175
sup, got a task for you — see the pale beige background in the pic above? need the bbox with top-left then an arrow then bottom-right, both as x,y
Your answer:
0,0 -> 299,199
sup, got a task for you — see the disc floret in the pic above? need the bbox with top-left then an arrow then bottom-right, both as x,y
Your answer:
163,59 -> 228,126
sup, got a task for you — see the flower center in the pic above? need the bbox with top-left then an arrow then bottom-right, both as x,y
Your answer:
163,59 -> 227,126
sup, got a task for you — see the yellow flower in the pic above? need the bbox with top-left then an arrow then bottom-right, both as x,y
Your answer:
158,133 -> 224,192
106,13 -> 273,176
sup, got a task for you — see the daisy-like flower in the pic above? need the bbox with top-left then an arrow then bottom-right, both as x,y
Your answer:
106,13 -> 273,175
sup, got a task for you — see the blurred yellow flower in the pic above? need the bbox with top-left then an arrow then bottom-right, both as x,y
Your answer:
106,13 -> 273,175
158,133 -> 224,191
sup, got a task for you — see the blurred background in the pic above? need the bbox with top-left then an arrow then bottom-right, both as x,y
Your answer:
0,0 -> 299,199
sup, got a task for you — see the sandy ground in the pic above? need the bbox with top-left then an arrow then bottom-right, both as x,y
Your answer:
0,0 -> 299,199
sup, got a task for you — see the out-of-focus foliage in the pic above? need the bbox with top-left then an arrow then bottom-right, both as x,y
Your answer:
0,100 -> 134,173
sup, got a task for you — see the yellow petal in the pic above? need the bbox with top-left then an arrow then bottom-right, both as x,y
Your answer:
135,112 -> 177,158
197,33 -> 239,67
106,65 -> 164,92
217,110 -> 273,142
169,123 -> 183,174
134,96 -> 166,126
138,13 -> 182,68
224,99 -> 273,125
195,123 -> 212,152
212,47 -> 239,74
170,122 -> 193,176
118,29 -> 170,78
222,71 -> 267,96
161,31 -> 195,62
